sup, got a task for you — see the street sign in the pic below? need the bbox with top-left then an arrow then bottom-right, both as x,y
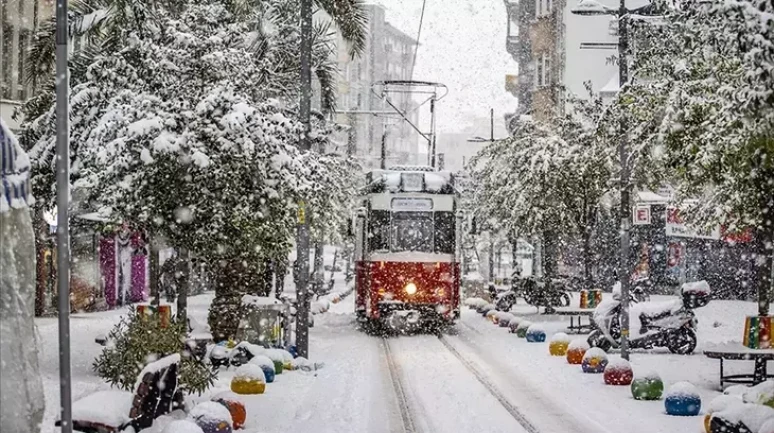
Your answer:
633,205 -> 651,225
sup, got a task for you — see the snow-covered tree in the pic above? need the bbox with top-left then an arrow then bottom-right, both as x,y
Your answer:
471,92 -> 613,285
24,1 -> 358,340
624,0 -> 774,314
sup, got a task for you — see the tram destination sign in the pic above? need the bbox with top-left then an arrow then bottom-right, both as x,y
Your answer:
391,198 -> 433,211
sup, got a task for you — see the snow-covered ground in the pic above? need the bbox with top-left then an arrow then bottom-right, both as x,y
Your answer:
35,279 -> 770,433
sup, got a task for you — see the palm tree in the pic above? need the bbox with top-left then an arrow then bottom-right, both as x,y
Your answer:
24,0 -> 367,118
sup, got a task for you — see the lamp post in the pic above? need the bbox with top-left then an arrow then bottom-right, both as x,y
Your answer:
571,0 -> 653,361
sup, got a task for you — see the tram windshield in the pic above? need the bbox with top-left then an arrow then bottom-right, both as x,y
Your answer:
368,210 -> 455,254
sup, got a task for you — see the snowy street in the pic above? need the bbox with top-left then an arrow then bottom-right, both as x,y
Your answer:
35,283 -> 771,433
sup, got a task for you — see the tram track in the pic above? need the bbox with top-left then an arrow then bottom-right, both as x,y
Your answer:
436,332 -> 541,433
382,337 -> 419,433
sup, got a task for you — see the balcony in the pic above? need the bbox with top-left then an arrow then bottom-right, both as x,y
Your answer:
506,35 -> 520,58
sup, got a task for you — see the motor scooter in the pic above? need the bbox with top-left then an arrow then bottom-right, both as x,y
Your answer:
587,280 -> 711,354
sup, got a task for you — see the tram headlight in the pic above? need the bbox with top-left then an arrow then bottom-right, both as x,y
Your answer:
404,282 -> 418,295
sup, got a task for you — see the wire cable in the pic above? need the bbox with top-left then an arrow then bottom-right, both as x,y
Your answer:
409,0 -> 427,79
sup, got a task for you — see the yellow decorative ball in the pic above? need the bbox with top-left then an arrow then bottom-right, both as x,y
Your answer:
230,364 -> 267,395
549,333 -> 571,356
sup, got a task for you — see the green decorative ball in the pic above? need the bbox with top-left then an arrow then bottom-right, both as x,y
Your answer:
631,375 -> 664,401
273,359 -> 284,374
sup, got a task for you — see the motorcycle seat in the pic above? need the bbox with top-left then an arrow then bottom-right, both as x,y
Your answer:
632,300 -> 684,329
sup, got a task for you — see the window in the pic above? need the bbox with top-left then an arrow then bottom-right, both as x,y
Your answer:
391,211 -> 434,253
434,212 -> 455,254
535,0 -> 542,17
368,210 -> 391,252
535,54 -> 552,87
536,0 -> 552,17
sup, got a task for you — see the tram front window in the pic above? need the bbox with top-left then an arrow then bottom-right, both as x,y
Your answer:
391,212 -> 434,253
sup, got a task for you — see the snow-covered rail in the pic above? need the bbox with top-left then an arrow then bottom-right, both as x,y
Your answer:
437,334 -> 541,433
382,337 -> 419,433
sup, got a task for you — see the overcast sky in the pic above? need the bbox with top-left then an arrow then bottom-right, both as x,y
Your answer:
370,0 -> 518,135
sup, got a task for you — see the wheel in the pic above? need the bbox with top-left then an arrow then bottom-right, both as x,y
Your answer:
667,327 -> 697,354
587,330 -> 613,352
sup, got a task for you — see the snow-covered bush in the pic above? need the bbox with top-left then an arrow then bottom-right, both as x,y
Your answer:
93,307 -> 215,394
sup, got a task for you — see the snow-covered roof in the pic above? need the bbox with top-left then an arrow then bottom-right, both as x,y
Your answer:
364,169 -> 457,195
636,190 -> 670,204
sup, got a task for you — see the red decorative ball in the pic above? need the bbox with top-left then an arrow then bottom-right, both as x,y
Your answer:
604,358 -> 633,385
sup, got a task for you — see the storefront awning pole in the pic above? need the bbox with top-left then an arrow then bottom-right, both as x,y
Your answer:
55,0 -> 73,431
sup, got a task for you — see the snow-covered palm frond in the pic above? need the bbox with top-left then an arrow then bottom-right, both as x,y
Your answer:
314,0 -> 368,58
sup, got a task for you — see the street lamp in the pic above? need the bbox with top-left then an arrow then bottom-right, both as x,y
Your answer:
571,0 -> 642,361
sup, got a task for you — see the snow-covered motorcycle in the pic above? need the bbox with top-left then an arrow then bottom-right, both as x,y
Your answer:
587,280 -> 711,355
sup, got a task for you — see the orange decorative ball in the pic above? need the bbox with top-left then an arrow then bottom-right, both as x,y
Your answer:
566,339 -> 590,365
213,396 -> 247,430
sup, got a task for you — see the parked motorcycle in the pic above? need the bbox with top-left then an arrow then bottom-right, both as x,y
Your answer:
495,275 -> 571,312
587,280 -> 711,354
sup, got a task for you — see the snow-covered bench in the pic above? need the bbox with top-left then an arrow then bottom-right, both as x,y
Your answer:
57,354 -> 183,433
704,344 -> 774,389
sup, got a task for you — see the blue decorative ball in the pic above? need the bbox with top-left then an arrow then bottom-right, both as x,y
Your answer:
196,419 -> 233,433
665,395 -> 701,416
259,364 -> 275,383
525,325 -> 546,343
287,345 -> 298,358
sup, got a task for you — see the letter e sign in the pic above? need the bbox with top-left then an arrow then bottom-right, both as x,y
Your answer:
633,205 -> 651,225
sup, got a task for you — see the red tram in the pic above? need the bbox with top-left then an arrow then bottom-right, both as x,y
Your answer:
353,167 -> 462,330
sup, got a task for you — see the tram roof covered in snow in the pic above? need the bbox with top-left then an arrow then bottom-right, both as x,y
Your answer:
363,167 -> 457,195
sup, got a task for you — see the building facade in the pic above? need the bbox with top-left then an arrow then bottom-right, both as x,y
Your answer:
334,4 -> 420,169
503,0 -> 621,130
1,0 -> 53,131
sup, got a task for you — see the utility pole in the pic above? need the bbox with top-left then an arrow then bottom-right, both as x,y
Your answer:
55,0 -> 73,431
616,0 -> 632,362
296,0 -> 313,359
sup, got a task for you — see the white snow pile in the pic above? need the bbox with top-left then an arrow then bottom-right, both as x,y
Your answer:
743,380 -> 774,405
526,323 -> 545,333
249,355 -> 275,371
189,401 -> 233,425
233,363 -> 266,382
582,347 -> 608,361
708,394 -> 745,414
682,280 -> 711,295
630,300 -> 685,338
265,348 -> 293,363
516,320 -> 532,331
714,403 -> 774,433
291,356 -> 324,372
161,419 -> 204,433
605,357 -> 631,372
482,303 -> 496,312
464,297 -> 488,308
665,381 -> 699,398
134,353 -> 180,392
311,298 -> 331,314
241,294 -> 282,308
551,332 -> 571,343
230,341 -> 265,360
760,419 -> 774,433
568,338 -> 590,351
209,345 -> 229,361
70,390 -> 133,427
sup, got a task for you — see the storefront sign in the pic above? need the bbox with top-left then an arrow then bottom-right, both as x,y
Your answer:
665,207 -> 721,240
633,205 -> 651,225
391,198 -> 433,211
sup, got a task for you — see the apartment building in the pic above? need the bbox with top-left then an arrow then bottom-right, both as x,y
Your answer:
503,0 -> 620,131
1,0 -> 54,131
334,4 -> 420,169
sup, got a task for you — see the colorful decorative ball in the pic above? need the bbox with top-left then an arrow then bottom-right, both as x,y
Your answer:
249,356 -> 276,383
212,394 -> 246,430
498,313 -> 515,327
230,364 -> 267,395
664,382 -> 701,416
515,321 -> 532,338
631,371 -> 664,400
508,318 -> 522,333
191,401 -> 233,433
486,309 -> 499,324
549,333 -> 571,356
566,339 -> 590,364
603,358 -> 633,385
525,324 -> 546,343
581,347 -> 608,373
703,414 -> 711,433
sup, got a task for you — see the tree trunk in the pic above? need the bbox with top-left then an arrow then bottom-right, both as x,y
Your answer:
149,233 -> 160,307
543,229 -> 558,280
34,208 -> 48,316
208,257 -> 265,342
582,205 -> 597,291
313,241 -> 324,294
176,248 -> 189,326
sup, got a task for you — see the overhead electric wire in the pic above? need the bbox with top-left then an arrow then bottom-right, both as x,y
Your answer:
409,0 -> 427,80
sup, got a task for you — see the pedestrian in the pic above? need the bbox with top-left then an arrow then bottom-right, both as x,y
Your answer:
0,117 -> 45,433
